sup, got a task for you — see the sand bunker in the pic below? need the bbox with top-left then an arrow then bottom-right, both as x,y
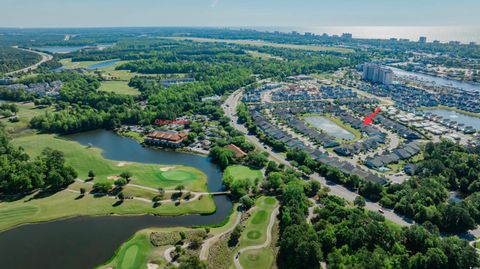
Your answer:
147,263 -> 159,269
159,166 -> 176,172
117,162 -> 131,167
107,176 -> 120,180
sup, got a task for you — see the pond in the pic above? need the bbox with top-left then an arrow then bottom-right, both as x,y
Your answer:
422,108 -> 480,131
304,116 -> 356,140
85,59 -> 120,70
0,130 -> 232,269
389,67 -> 480,93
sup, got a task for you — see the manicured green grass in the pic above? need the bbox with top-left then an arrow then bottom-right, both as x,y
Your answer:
0,133 -> 217,231
98,81 -> 140,96
239,196 -> 277,249
224,165 -> 263,185
165,37 -> 354,53
0,189 -> 215,232
235,196 -> 277,269
12,134 -> 207,191
99,231 -> 154,269
238,248 -> 273,269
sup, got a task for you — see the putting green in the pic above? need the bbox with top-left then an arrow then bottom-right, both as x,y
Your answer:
247,230 -> 262,240
157,170 -> 196,181
263,197 -> 276,205
239,248 -> 273,269
251,210 -> 267,225
120,245 -> 139,269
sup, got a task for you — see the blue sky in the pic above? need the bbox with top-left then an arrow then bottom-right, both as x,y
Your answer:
1,0 -> 479,28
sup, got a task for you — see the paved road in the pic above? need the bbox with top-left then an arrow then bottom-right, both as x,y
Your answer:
164,242 -> 188,267
222,89 -> 412,227
199,211 -> 242,260
234,206 -> 279,269
6,47 -> 53,76
223,88 -> 480,241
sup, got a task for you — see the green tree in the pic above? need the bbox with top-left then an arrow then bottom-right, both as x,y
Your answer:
354,196 -> 366,208
239,195 -> 254,209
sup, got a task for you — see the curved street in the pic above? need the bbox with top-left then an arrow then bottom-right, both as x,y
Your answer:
199,210 -> 242,260
6,47 -> 53,76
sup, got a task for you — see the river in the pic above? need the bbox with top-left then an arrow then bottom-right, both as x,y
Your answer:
389,67 -> 480,93
0,130 -> 232,269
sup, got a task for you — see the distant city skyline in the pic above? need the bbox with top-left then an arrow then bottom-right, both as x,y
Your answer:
1,0 -> 479,28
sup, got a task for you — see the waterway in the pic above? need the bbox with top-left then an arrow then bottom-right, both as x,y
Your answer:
0,130 -> 232,269
304,116 -> 355,140
389,67 -> 480,93
34,46 -> 87,54
422,108 -> 480,131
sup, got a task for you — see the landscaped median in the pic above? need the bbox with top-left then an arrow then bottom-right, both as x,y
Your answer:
0,133 -> 216,232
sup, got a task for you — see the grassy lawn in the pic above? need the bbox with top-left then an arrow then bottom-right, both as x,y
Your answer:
98,81 -> 140,96
224,165 -> 263,185
239,248 -> 273,269
98,231 -> 155,269
165,37 -> 354,53
0,189 -> 215,232
237,196 -> 278,269
12,134 -> 208,191
0,133 -> 218,231
0,102 -> 51,137
246,50 -> 283,61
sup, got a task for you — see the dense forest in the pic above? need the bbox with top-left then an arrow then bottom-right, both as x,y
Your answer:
18,38 -> 355,134
258,168 -> 480,269
0,46 -> 41,75
0,124 -> 77,194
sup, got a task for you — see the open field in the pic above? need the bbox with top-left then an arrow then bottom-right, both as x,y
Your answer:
165,37 -> 354,53
0,102 -> 51,137
224,165 -> 263,185
98,81 -> 140,96
12,134 -> 208,191
246,50 -> 283,61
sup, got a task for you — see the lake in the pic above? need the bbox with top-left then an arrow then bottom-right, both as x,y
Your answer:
422,108 -> 480,131
0,130 -> 232,269
390,67 -> 480,93
304,116 -> 355,140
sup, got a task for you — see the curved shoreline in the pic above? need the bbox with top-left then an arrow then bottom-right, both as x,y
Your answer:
0,130 -> 233,269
